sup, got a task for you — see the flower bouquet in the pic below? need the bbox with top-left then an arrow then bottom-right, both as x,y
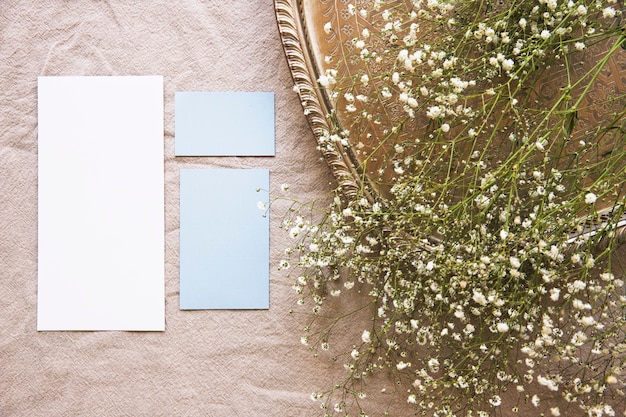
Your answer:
277,0 -> 626,415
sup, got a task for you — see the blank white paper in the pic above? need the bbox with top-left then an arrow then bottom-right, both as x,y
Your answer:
37,76 -> 164,331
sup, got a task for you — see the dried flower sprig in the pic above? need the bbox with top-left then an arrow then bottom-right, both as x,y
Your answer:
283,0 -> 626,416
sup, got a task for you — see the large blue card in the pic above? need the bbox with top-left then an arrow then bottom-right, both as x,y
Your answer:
179,169 -> 270,309
175,92 -> 275,156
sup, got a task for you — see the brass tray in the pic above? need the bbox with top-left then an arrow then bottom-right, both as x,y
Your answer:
274,0 -> 626,242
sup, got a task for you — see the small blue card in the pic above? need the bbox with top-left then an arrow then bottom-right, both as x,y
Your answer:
175,92 -> 275,156
179,169 -> 270,310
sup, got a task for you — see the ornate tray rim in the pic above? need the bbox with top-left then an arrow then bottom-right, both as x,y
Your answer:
274,0 -> 366,198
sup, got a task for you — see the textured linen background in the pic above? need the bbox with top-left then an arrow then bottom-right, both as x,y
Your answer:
0,1 -> 344,416
1,2 -> 624,417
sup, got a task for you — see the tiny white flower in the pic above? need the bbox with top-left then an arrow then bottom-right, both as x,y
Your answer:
426,105 -> 442,119
581,316 -> 595,326
473,290 -> 488,306
603,7 -> 616,18
535,140 -> 545,151
323,22 -> 332,34
549,288 -> 560,301
428,358 -> 440,373
497,322 -> 509,333
600,272 -> 613,281
362,330 -> 371,343
585,192 -> 597,204
489,395 -> 502,406
532,394 -> 540,407
502,58 -> 514,71
318,75 -> 331,88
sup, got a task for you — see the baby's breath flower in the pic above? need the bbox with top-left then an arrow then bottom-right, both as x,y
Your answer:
286,1 -> 626,415
519,18 -> 527,29
496,322 -> 510,333
489,395 -> 502,406
603,7 -> 616,18
531,395 -> 540,407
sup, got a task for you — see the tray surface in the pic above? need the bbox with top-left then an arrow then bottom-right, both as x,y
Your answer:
275,0 -> 626,241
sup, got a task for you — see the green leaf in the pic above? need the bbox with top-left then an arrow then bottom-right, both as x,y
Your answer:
563,110 -> 578,137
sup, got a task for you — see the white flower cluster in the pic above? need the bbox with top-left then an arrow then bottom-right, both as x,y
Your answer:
289,0 -> 626,415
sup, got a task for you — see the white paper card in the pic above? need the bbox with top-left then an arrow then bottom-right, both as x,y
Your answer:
37,76 -> 165,331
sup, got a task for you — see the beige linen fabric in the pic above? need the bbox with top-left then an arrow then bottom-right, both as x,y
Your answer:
1,2 -> 624,416
0,1 -> 343,416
